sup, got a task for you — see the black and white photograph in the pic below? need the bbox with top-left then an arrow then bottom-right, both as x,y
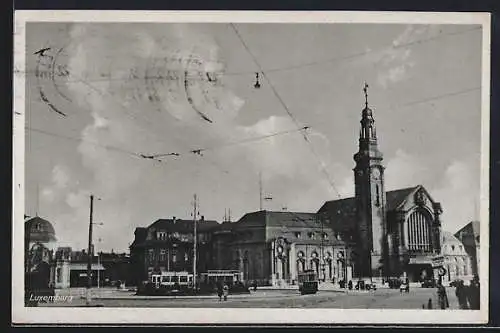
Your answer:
13,11 -> 490,324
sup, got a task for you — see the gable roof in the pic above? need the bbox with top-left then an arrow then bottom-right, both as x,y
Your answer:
454,220 -> 480,238
318,186 -> 421,224
385,186 -> 419,211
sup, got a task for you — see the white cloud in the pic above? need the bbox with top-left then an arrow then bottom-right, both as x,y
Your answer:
52,165 -> 70,189
431,160 -> 479,233
374,25 -> 427,88
384,149 -> 428,190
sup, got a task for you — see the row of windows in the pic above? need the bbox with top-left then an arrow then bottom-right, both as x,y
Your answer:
443,244 -> 463,252
147,249 -> 190,263
294,231 -> 330,240
446,264 -> 469,277
151,231 -> 210,242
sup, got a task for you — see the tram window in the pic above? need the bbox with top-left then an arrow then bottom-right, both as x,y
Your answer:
171,276 -> 179,283
180,276 -> 187,283
161,276 -> 170,283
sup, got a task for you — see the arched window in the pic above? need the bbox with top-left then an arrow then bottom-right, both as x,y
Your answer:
406,210 -> 433,252
297,251 -> 305,273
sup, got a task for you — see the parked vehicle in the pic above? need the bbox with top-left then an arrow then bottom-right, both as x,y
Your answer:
355,280 -> 365,290
354,280 -> 377,291
388,278 -> 402,289
421,278 -> 437,288
298,270 -> 318,295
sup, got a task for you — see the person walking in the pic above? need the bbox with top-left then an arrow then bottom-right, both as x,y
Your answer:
437,280 -> 449,309
223,283 -> 229,301
455,280 -> 469,309
467,275 -> 480,310
216,281 -> 223,302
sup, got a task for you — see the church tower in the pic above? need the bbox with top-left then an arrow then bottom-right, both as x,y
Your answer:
353,83 -> 387,280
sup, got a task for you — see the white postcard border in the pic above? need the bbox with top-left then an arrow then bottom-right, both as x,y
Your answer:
13,10 -> 491,325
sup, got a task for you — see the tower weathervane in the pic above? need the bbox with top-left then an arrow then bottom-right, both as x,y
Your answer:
363,82 -> 369,108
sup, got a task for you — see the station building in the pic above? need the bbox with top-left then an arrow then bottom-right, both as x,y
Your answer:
130,92 -> 480,286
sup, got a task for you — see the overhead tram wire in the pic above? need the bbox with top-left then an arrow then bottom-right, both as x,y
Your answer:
230,23 -> 342,199
26,126 -> 153,162
141,125 -> 311,160
71,73 -> 232,175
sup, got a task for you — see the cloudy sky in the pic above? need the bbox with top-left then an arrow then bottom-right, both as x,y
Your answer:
23,22 -> 483,252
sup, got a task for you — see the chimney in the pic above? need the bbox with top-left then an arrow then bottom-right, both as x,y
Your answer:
172,216 -> 176,223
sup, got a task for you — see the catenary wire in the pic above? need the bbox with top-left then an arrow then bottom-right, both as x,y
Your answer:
230,22 -> 342,199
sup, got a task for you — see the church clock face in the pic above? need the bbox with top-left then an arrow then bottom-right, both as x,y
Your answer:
372,167 -> 381,180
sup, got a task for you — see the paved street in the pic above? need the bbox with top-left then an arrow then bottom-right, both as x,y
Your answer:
38,287 -> 460,309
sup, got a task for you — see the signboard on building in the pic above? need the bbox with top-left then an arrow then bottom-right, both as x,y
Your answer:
431,255 -> 445,268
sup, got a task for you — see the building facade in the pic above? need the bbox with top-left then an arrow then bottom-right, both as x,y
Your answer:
454,221 -> 480,276
212,211 -> 350,286
129,217 -> 219,286
318,96 -> 443,282
131,212 -> 350,287
129,89 -> 452,286
25,216 -> 57,291
441,231 -> 474,285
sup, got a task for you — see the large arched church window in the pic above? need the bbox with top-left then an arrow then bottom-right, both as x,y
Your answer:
406,209 -> 433,252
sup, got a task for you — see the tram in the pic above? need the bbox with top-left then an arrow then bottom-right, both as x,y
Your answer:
199,270 -> 249,294
200,270 -> 242,286
297,269 -> 319,295
150,271 -> 194,291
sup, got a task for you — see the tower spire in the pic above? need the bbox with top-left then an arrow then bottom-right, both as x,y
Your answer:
363,81 -> 369,108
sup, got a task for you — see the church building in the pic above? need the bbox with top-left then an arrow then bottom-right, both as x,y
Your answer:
318,85 -> 443,283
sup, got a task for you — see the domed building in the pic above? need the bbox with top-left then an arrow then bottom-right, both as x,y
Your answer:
440,230 -> 473,285
24,216 -> 58,297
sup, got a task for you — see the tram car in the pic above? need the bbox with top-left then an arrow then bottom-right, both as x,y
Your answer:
150,271 -> 194,293
297,269 -> 319,295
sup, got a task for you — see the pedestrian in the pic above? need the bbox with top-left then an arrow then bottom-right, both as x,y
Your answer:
455,280 -> 469,309
252,280 -> 257,292
467,275 -> 480,310
348,280 -> 353,290
216,281 -> 223,302
223,283 -> 229,301
406,277 -> 410,293
436,280 -> 449,309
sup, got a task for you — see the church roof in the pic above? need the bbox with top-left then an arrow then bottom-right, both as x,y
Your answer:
317,186 -> 420,222
385,186 -> 419,211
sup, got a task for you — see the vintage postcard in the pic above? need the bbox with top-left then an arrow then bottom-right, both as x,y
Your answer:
13,10 -> 490,324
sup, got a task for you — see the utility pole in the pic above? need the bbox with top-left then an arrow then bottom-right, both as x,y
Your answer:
192,194 -> 198,292
86,194 -> 94,306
